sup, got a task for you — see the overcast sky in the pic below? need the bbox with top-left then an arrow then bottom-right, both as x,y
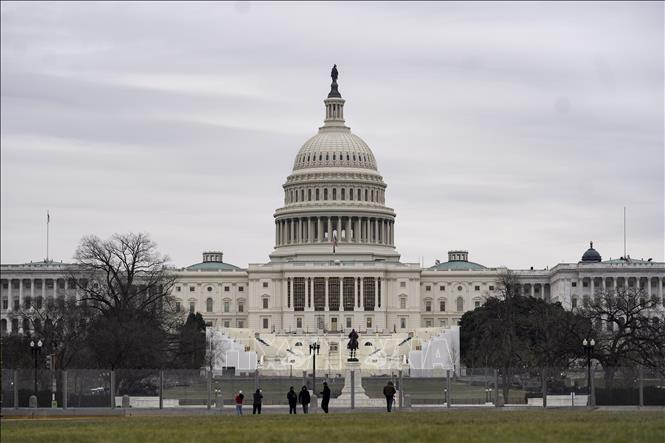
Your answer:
1,1 -> 663,269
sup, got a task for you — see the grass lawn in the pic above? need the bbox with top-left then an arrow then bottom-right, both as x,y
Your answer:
2,410 -> 664,443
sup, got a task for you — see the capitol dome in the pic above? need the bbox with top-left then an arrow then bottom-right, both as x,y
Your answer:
270,66 -> 399,262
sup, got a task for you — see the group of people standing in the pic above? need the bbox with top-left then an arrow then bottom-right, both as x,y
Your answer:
232,380 -> 397,415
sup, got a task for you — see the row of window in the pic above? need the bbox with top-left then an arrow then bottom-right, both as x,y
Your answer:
175,299 -> 246,314
421,297 -> 479,312
296,151 -> 372,166
424,284 -> 495,292
571,279 -> 663,288
175,285 -> 245,293
286,186 -> 384,204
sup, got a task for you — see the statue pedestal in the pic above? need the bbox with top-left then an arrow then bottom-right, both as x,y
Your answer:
331,361 -> 385,408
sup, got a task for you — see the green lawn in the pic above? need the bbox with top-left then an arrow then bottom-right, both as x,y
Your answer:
2,410 -> 664,443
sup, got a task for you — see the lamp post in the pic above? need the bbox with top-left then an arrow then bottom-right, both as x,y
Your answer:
582,338 -> 595,406
309,341 -> 320,395
30,339 -> 43,396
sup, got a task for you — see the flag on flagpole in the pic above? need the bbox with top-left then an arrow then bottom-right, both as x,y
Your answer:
47,210 -> 50,223
332,231 -> 337,254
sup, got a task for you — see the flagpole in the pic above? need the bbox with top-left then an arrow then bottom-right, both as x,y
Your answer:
46,210 -> 50,262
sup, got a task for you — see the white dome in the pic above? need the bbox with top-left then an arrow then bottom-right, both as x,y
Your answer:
292,128 -> 377,171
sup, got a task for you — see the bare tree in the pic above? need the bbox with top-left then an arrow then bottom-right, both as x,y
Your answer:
66,233 -> 180,369
579,286 -> 665,383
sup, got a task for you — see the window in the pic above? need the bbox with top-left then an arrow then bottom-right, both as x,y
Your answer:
425,319 -> 432,327
363,277 -> 375,311
296,317 -> 303,329
572,282 -> 577,287
224,286 -> 230,292
583,281 -> 589,288
175,301 -> 181,313
205,321 -> 213,327
2,299 -> 7,310
440,300 -> 446,311
317,316 -> 324,330
366,317 -> 373,328
189,302 -> 195,314
457,286 -> 463,291
324,189 -> 328,200
263,318 -> 269,329
474,286 -> 480,291
314,277 -> 326,311
425,300 -> 432,312
294,277 -> 305,311
400,281 -> 406,288
176,286 -> 181,292
224,301 -> 230,312
223,320 -> 230,328
238,302 -> 244,313
343,277 -> 354,311
440,319 -> 447,327
263,298 -> 269,309
571,297 -> 578,308
263,282 -> 269,288
207,286 -> 213,292
456,297 -> 464,312
425,285 -> 431,291
333,188 -> 337,200
206,298 -> 213,312
400,318 -> 406,329
190,286 -> 195,292
400,298 -> 406,309
239,286 -> 244,292
346,317 -> 352,328
328,277 -> 340,311
440,286 -> 445,291
474,301 -> 481,308
237,320 -> 244,328
489,285 -> 494,291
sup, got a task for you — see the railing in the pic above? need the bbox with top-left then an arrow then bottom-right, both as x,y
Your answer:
1,367 -> 663,409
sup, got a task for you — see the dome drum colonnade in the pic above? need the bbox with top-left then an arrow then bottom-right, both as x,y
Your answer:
272,66 -> 397,257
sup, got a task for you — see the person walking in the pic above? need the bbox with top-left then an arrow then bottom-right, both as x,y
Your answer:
298,385 -> 311,414
383,381 -> 396,412
252,389 -> 263,415
287,386 -> 298,414
320,381 -> 331,414
234,390 -> 244,416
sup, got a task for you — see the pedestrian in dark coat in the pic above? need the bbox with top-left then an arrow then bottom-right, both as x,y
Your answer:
252,389 -> 263,415
287,386 -> 298,414
383,381 -> 396,412
320,382 -> 331,413
298,385 -> 311,414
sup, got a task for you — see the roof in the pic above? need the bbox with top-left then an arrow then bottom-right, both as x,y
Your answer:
602,258 -> 651,265
428,260 -> 487,271
185,262 -> 241,271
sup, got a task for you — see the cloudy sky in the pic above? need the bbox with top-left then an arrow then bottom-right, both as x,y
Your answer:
1,1 -> 663,269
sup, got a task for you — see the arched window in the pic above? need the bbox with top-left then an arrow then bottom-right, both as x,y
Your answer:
349,188 -> 354,200
456,297 -> 464,312
324,189 -> 328,200
300,190 -> 304,201
308,189 -> 312,201
206,298 -> 213,312
439,299 -> 446,311
425,300 -> 432,312
341,188 -> 346,200
333,188 -> 337,200
364,341 -> 373,347
316,189 -> 320,200
364,189 -> 368,201
357,189 -> 361,200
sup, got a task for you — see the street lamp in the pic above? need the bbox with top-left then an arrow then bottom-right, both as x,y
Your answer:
309,341 -> 320,396
582,338 -> 595,406
30,339 -> 43,396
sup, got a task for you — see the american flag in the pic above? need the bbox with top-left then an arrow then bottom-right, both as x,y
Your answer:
47,210 -> 50,223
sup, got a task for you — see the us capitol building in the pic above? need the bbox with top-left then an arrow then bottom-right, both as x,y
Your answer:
1,68 -> 664,374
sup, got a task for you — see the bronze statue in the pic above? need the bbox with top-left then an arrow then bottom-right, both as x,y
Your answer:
347,328 -> 359,361
331,64 -> 338,82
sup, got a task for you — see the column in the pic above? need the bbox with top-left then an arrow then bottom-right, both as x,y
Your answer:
18,280 -> 23,311
327,216 -> 333,242
374,277 -> 378,310
308,218 -> 313,243
613,277 -> 617,292
325,277 -> 329,311
317,217 -> 323,242
360,277 -> 364,311
381,219 -> 385,244
602,276 -> 607,292
275,222 -> 279,246
353,276 -> 358,311
289,219 -> 294,244
374,219 -> 378,244
345,217 -> 351,242
7,279 -> 12,312
659,278 -> 663,302
305,278 -> 310,309
30,278 -> 35,308
41,279 -> 46,304
338,216 -> 342,242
